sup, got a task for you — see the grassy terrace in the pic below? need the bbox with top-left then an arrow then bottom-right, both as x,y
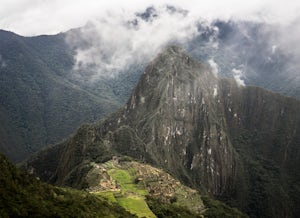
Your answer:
91,160 -> 245,218
95,162 -> 155,218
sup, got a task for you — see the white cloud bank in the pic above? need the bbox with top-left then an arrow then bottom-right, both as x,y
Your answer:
66,6 -> 199,79
208,58 -> 219,76
1,0 -> 300,82
232,68 -> 245,86
1,0 -> 300,36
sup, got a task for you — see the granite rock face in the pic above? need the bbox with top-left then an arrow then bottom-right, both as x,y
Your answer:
26,46 -> 300,218
113,46 -> 235,195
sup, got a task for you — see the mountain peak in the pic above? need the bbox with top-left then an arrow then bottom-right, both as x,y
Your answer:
124,46 -> 219,114
160,45 -> 186,55
25,46 -> 300,217
154,45 -> 200,68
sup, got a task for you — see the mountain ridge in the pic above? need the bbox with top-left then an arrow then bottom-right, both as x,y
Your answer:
0,29 -> 123,162
2,18 -> 300,163
24,46 -> 300,217
1,150 -> 248,217
0,152 -> 137,217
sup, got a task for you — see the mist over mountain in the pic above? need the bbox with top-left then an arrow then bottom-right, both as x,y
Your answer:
1,1 -> 300,217
188,19 -> 300,98
26,47 -> 300,217
66,6 -> 300,99
1,5 -> 299,164
1,6 -> 300,160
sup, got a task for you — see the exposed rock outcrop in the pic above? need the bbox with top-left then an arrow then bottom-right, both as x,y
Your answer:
26,46 -> 300,218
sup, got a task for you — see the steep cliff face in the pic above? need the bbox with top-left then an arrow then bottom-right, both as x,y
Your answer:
26,46 -> 300,217
106,46 -> 236,195
218,80 -> 300,217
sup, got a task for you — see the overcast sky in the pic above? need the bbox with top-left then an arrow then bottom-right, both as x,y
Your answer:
0,0 -> 300,36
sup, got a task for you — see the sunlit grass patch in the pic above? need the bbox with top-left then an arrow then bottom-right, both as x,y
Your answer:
94,191 -> 118,203
108,168 -> 147,196
117,195 -> 156,218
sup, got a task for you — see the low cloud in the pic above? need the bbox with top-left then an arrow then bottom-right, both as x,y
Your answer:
232,68 -> 245,86
208,58 -> 219,76
66,6 -> 200,80
274,19 -> 300,82
1,0 -> 300,36
1,0 -> 300,89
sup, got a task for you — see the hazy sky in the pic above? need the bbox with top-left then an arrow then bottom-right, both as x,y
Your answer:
0,0 -> 300,36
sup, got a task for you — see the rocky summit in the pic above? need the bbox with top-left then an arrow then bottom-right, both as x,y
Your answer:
26,46 -> 300,218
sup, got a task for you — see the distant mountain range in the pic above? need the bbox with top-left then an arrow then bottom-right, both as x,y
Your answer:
26,47 -> 300,218
1,13 -> 299,164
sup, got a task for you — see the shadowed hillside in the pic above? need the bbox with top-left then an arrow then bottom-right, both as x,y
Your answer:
0,153 -> 136,217
26,47 -> 300,217
0,30 -> 123,162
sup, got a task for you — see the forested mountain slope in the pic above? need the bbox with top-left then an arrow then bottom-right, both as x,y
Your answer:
0,30 -> 122,162
26,47 -> 300,217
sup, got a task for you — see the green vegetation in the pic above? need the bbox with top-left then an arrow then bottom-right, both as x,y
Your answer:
0,153 -> 136,217
0,30 -> 143,162
87,159 -> 246,218
108,168 -> 147,196
146,196 -> 203,218
96,161 -> 156,218
0,150 -> 247,218
23,46 -> 300,218
118,196 -> 155,218
96,191 -> 117,203
201,195 -> 248,218
89,159 -> 206,217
